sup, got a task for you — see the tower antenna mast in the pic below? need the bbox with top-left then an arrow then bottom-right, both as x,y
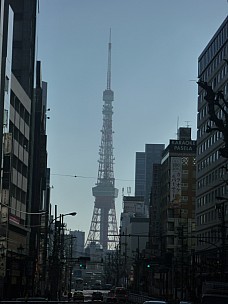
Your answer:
86,30 -> 118,251
107,28 -> 111,90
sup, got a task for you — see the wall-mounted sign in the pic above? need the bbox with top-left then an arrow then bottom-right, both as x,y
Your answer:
169,140 -> 196,153
4,133 -> 12,154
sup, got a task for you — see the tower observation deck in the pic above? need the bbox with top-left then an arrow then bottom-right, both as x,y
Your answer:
86,32 -> 119,251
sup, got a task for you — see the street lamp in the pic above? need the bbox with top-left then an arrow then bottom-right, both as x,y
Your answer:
49,211 -> 77,228
49,211 -> 77,300
61,235 -> 77,293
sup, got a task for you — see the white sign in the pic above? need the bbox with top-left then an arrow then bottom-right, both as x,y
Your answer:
170,157 -> 182,205
2,189 -> 9,205
4,133 -> 12,154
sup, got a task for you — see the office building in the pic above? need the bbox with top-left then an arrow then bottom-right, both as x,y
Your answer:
196,16 -> 228,279
70,230 -> 85,258
161,127 -> 196,255
0,1 -> 50,298
135,144 -> 165,205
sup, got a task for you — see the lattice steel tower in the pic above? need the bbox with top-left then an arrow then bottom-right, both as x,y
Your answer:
86,32 -> 118,251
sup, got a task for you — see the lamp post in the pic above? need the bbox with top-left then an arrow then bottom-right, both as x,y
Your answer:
49,210 -> 77,300
61,234 -> 77,294
127,234 -> 148,293
17,244 -> 25,297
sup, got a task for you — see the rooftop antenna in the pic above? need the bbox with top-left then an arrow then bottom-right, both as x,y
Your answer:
127,187 -> 131,196
185,120 -> 191,128
176,116 -> 179,139
107,28 -> 112,90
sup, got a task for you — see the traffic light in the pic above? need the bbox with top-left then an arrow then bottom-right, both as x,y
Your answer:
146,263 -> 151,268
79,263 -> 86,269
78,256 -> 90,269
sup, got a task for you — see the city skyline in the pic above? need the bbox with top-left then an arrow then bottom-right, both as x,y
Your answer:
37,0 -> 228,237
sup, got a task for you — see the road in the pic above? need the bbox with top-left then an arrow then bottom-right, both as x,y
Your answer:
72,289 -> 110,303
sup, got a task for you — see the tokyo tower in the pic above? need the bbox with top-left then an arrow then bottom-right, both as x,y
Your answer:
86,31 -> 119,251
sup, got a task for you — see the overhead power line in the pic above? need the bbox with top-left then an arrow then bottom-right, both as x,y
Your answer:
51,173 -> 134,181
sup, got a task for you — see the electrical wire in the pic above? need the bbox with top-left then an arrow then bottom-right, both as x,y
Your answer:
51,173 -> 134,181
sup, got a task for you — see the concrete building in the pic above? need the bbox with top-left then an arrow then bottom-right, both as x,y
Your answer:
135,152 -> 146,197
119,196 -> 149,288
160,127 -> 196,256
0,1 -> 50,298
70,230 -> 85,258
153,127 -> 196,298
196,16 -> 228,279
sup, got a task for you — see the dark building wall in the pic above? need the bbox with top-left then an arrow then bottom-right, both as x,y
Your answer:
135,152 -> 145,197
0,0 -> 5,174
9,0 -> 37,98
0,1 -> 39,298
149,163 -> 162,254
160,128 -> 196,256
145,144 -> 165,206
135,144 -> 165,206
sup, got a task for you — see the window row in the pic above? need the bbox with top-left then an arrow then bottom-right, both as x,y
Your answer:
197,230 -> 223,246
199,24 -> 228,73
198,82 -> 228,122
197,168 -> 224,190
212,65 -> 228,90
10,184 -> 27,204
197,210 -> 217,226
9,122 -> 29,151
12,155 -> 28,178
10,93 -> 30,125
197,131 -> 222,152
200,47 -> 228,82
197,150 -> 220,172
197,185 -> 226,208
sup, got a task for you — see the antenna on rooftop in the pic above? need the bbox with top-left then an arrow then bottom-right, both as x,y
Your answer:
176,116 -> 179,138
127,187 -> 131,196
185,121 -> 191,128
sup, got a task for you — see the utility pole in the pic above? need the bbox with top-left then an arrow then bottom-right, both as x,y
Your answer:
181,225 -> 184,300
69,235 -> 73,292
215,197 -> 227,280
220,202 -> 226,281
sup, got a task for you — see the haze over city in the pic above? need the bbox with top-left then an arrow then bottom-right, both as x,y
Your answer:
37,0 -> 228,237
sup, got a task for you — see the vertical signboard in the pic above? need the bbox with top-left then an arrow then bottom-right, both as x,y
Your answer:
0,240 -> 7,277
3,133 -> 12,154
170,157 -> 182,207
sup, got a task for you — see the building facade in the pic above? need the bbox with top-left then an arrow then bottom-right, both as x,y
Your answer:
135,144 -> 165,205
196,16 -> 228,281
158,127 -> 196,299
0,0 -> 50,298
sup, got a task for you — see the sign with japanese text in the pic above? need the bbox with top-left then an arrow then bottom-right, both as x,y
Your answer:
170,157 -> 182,207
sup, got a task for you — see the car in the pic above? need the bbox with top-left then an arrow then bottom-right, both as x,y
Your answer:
104,283 -> 113,290
114,287 -> 128,303
73,291 -> 84,302
92,291 -> 103,301
143,301 -> 167,304
106,296 -> 117,303
16,297 -> 48,302
106,291 -> 117,303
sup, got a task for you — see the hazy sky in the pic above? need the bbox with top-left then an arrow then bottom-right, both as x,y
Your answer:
37,0 -> 228,238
